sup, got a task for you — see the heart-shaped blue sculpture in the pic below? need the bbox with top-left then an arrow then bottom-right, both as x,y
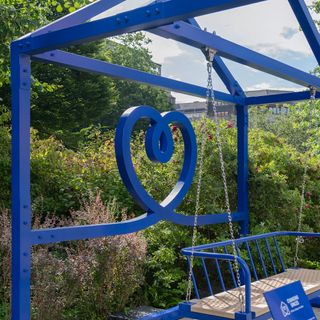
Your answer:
115,106 -> 197,217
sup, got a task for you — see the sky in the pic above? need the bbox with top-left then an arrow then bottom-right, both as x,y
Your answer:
98,0 -> 319,102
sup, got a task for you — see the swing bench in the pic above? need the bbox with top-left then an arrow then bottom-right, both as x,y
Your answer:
179,231 -> 320,319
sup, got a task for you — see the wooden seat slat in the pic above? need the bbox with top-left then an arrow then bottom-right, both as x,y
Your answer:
191,268 -> 320,319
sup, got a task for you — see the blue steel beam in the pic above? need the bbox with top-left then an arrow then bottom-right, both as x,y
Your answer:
236,104 -> 249,235
11,49 -> 32,319
29,212 -> 245,245
212,55 -> 246,97
31,0 -> 126,37
16,0 -> 267,54
288,0 -> 320,65
153,22 -> 320,89
186,18 -> 246,97
245,90 -> 320,105
33,50 -> 241,104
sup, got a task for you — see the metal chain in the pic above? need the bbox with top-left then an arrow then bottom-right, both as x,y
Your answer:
185,74 -> 209,303
294,87 -> 317,267
186,54 -> 244,312
208,61 -> 245,312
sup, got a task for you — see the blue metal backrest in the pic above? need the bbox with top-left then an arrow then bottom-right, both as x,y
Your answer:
182,232 -> 289,299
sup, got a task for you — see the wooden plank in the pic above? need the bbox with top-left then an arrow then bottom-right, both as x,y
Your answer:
191,268 -> 320,319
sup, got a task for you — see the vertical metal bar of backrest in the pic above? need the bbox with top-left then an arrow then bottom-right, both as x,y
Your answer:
245,241 -> 258,281
255,240 -> 268,278
223,246 -> 237,287
201,257 -> 213,296
265,238 -> 277,275
187,256 -> 200,299
273,236 -> 286,272
212,248 -> 226,292
11,48 -> 32,320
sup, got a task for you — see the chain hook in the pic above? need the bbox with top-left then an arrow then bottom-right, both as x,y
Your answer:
310,87 -> 316,100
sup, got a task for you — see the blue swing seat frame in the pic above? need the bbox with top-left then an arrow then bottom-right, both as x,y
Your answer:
143,232 -> 320,320
9,0 -> 320,319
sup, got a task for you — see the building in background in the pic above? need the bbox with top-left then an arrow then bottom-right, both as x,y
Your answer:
174,89 -> 293,120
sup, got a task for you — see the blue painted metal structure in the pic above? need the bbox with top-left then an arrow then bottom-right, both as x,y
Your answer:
142,232 -> 320,320
10,0 -> 320,319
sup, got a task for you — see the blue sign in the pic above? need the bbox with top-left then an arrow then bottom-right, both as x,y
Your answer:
264,281 -> 316,320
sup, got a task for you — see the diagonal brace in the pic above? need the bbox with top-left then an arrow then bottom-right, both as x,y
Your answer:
152,21 -> 320,90
186,18 -> 245,97
288,0 -> 320,65
16,0 -> 267,54
31,0 -> 126,37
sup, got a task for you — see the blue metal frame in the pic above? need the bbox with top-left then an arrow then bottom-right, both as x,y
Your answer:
10,0 -> 320,318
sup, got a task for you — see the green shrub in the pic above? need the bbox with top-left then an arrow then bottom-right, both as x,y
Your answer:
0,195 -> 146,320
1,113 -> 320,310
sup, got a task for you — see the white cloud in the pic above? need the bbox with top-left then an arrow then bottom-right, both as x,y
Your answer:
281,26 -> 299,40
246,82 -> 302,92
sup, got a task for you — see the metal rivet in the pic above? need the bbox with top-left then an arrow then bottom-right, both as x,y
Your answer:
23,69 -> 27,73
174,24 -> 180,29
50,52 -> 55,57
23,221 -> 28,226
124,16 -> 129,22
146,10 -> 151,16
155,8 -> 160,14
116,17 -> 121,24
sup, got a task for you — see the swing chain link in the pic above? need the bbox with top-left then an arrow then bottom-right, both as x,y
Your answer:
186,51 -> 244,312
185,66 -> 209,303
207,59 -> 245,312
294,87 -> 316,267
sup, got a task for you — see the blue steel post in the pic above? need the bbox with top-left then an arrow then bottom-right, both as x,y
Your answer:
236,104 -> 249,235
11,45 -> 32,320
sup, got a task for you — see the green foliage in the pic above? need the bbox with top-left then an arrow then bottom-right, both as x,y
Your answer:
0,106 -> 11,208
1,1 -> 172,148
31,42 -> 118,148
0,197 -> 146,320
2,104 -> 320,309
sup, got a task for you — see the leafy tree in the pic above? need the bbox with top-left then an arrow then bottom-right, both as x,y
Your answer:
31,42 -> 118,147
1,1 -> 172,147
105,33 -> 172,128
